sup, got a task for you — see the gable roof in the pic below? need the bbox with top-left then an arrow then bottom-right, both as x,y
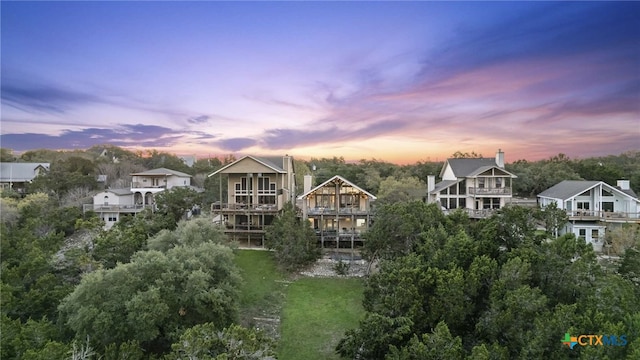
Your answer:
208,155 -> 287,177
467,165 -> 517,178
538,180 -> 638,201
0,162 -> 50,182
297,175 -> 377,200
130,168 -> 192,178
441,158 -> 499,178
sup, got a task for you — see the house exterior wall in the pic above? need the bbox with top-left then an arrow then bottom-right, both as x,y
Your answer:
131,175 -> 190,189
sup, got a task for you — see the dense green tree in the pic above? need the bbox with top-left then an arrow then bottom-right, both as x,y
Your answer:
536,201 -> 568,238
265,203 -> 320,272
59,242 -> 241,354
154,187 -> 203,227
375,176 -> 426,205
386,322 -> 464,360
362,201 -> 445,261
166,323 -> 276,360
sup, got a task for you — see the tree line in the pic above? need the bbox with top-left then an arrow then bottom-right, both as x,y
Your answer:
2,146 -> 638,206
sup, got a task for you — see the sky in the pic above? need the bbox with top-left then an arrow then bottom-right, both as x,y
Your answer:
1,1 -> 639,164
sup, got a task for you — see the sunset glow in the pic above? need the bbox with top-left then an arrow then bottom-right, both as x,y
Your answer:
1,1 -> 638,163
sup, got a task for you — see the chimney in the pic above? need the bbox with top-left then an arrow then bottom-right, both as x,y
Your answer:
427,175 -> 436,194
617,180 -> 630,191
495,149 -> 505,168
304,174 -> 313,194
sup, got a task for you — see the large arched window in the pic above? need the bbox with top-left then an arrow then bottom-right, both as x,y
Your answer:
104,195 -> 109,205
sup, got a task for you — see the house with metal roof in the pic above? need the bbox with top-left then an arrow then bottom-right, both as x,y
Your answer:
0,162 -> 50,194
538,180 -> 640,250
207,155 -> 296,247
298,175 -> 376,251
427,150 -> 517,218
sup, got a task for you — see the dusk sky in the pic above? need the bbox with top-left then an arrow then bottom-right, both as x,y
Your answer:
1,1 -> 639,164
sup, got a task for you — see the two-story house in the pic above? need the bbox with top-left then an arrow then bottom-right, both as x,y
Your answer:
0,162 -> 50,195
537,180 -> 640,251
427,149 -> 517,217
208,155 -> 296,247
297,175 -> 376,251
85,167 -> 194,229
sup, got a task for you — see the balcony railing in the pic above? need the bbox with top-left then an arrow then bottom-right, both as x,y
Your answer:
469,187 -> 511,195
308,207 -> 370,215
83,204 -> 148,213
131,182 -> 166,189
566,210 -> 640,221
211,203 -> 279,212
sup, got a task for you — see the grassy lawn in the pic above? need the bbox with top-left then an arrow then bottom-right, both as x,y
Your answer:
278,277 -> 365,360
234,250 -> 286,330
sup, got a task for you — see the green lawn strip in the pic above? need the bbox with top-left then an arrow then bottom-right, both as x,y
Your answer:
278,277 -> 365,360
234,250 -> 286,329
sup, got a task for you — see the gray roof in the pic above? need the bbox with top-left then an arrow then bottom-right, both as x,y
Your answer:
538,180 -> 604,200
104,188 -> 133,196
617,187 -> 638,198
0,162 -> 50,182
431,180 -> 459,194
130,167 -> 192,178
253,156 -> 286,172
445,158 -> 499,177
208,155 -> 289,177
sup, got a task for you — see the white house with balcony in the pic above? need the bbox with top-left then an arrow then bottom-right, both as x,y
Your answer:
537,180 -> 640,251
85,167 -> 194,229
427,149 -> 517,217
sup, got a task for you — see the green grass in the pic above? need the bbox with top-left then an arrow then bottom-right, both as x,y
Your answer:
234,250 -> 284,307
278,278 -> 365,360
234,250 -> 286,330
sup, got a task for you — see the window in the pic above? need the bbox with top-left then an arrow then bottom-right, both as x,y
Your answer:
449,198 -> 457,209
449,184 -> 457,195
591,229 -> 599,241
104,195 -> 109,205
440,198 -> 447,209
603,202 -> 614,212
459,198 -> 466,208
235,177 -> 248,194
577,202 -> 590,210
478,178 -> 485,188
496,177 -> 503,188
459,181 -> 466,195
257,177 -> 276,194
108,216 -> 117,222
578,229 -> 586,240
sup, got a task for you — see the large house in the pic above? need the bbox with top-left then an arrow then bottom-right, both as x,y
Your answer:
208,155 -> 296,247
85,167 -> 194,229
0,162 -> 50,194
298,175 -> 376,251
427,149 -> 517,217
538,180 -> 640,251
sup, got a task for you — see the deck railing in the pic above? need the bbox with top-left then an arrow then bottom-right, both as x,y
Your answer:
83,204 -> 148,213
468,187 -> 511,195
211,203 -> 279,212
566,210 -> 640,220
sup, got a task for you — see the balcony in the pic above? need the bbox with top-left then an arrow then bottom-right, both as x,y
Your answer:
566,210 -> 640,222
211,203 -> 279,213
308,207 -> 370,215
131,182 -> 166,189
83,204 -> 148,213
469,187 -> 511,195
